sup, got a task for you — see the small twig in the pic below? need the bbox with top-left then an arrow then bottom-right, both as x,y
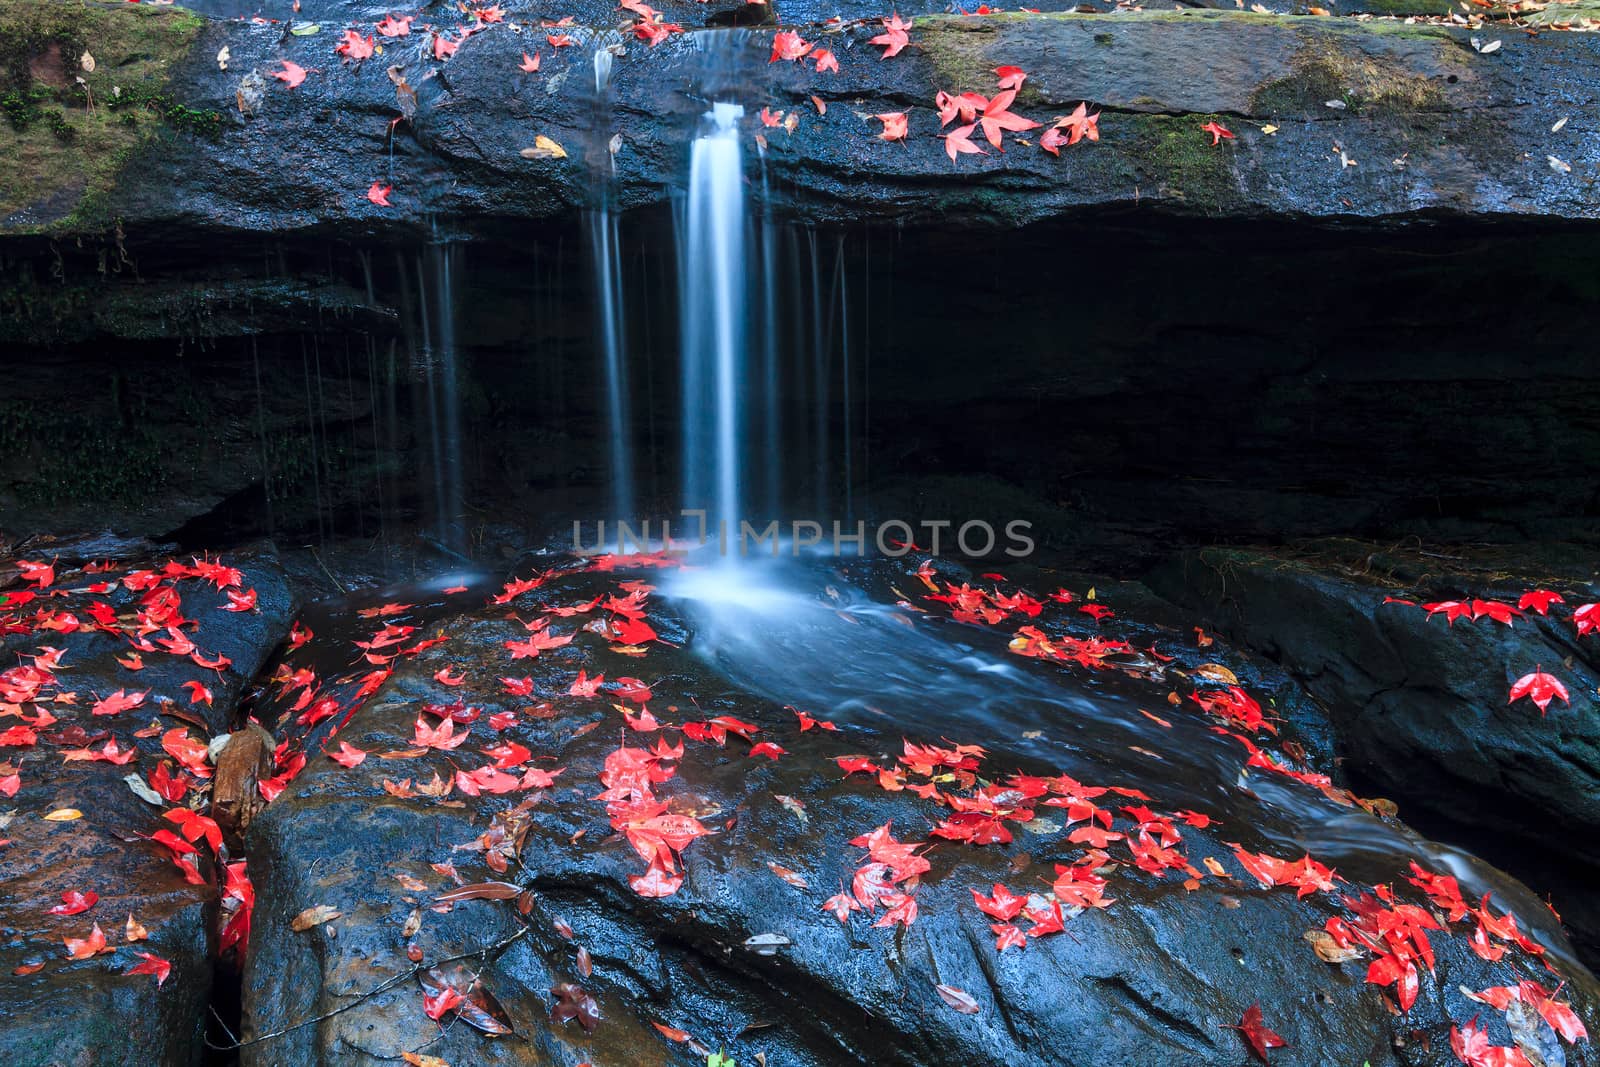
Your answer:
211,926 -> 530,1050
309,546 -> 347,595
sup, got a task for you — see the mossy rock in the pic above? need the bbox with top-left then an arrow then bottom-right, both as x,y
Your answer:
0,0 -> 207,234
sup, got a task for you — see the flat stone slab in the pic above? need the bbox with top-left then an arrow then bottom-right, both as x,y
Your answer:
2,1 -> 1599,237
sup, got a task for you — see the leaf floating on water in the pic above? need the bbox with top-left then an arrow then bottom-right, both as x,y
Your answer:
290,22 -> 321,35
1548,155 -> 1573,174
291,905 -> 341,932
402,1054 -> 451,1067
44,808 -> 82,822
1552,117 -> 1569,133
1193,663 -> 1239,685
935,983 -> 982,1014
520,135 -> 568,160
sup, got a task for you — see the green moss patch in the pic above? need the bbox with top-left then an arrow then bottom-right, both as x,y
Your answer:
0,0 -> 208,234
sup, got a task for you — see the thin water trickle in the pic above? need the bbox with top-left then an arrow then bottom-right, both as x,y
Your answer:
590,45 -> 634,529
680,102 -> 748,533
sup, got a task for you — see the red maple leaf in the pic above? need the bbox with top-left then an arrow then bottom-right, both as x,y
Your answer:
994,64 -> 1026,89
1509,668 -> 1569,715
769,30 -> 811,62
1575,602 -> 1597,636
367,182 -> 393,207
944,123 -> 984,162
270,61 -> 308,89
1517,589 -> 1563,614
1451,1015 -> 1534,1067
813,48 -> 839,73
1200,120 -> 1234,145
1226,1002 -> 1288,1061
335,30 -> 375,61
48,890 -> 98,916
870,13 -> 912,58
125,952 -> 171,986
874,112 -> 908,142
971,883 -> 1025,921
976,88 -> 1040,149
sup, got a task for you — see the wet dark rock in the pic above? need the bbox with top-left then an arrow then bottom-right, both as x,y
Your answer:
3,0 -> 1599,242
1147,539 -> 1600,958
240,553 -> 1598,1066
0,544 -> 295,1067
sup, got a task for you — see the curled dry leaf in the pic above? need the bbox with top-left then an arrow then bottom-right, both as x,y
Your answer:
1304,929 -> 1362,964
291,905 -> 341,932
1192,663 -> 1239,685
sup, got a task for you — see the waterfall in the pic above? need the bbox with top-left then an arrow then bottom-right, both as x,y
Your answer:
413,236 -> 463,551
590,45 -> 634,529
680,102 -> 748,535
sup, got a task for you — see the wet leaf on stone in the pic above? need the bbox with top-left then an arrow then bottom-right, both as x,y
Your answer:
421,962 -> 512,1036
520,136 -> 568,160
435,881 -> 522,903
935,983 -> 981,1014
550,981 -> 601,1031
291,905 -> 341,932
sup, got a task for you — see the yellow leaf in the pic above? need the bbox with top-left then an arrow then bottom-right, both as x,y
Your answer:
44,808 -> 82,822
520,135 -> 567,160
1260,124 -> 1278,135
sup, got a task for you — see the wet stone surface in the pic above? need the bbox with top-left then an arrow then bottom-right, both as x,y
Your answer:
1150,539 -> 1600,963
236,549 -> 1597,1066
0,542 -> 295,1067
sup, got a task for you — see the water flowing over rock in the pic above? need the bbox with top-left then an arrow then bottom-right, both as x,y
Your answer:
235,552 -> 1599,1066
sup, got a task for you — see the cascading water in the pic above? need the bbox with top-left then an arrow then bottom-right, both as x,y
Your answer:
679,102 -> 748,535
401,234 -> 464,553
590,44 -> 634,529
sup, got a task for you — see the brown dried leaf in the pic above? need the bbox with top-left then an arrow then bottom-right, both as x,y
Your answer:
435,881 -> 522,903
1304,929 -> 1362,964
550,982 -> 601,1032
290,905 -> 341,932
1193,663 -> 1239,684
